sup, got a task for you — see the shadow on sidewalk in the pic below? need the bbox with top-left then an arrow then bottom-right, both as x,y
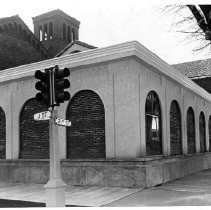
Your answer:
0,199 -> 84,208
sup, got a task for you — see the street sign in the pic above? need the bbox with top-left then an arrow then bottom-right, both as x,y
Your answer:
55,117 -> 71,126
34,111 -> 51,120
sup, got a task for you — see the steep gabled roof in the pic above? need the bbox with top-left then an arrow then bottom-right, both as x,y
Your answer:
0,15 -> 52,70
0,33 -> 46,70
55,40 -> 97,57
172,58 -> 211,79
0,15 -> 51,58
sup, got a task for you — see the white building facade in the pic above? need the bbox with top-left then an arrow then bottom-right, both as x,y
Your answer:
0,41 -> 211,187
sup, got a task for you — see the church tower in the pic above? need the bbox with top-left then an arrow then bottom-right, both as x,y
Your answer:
32,9 -> 80,57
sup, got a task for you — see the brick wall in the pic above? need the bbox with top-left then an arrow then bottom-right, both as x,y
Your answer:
0,107 -> 6,159
170,100 -> 182,155
66,90 -> 105,159
187,107 -> 196,154
199,112 -> 206,153
19,98 -> 49,159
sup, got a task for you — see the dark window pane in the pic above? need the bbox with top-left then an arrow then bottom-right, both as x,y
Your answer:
187,107 -> 196,154
199,112 -> 206,153
170,100 -> 182,155
145,91 -> 162,156
0,107 -> 6,159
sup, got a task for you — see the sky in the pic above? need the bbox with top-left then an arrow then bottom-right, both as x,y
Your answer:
1,0 -> 211,64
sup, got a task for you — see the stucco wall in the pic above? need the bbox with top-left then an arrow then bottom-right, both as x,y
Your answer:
0,41 -> 211,187
0,41 -> 211,160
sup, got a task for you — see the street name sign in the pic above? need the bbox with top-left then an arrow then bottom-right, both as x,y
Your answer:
34,111 -> 51,120
55,118 -> 71,126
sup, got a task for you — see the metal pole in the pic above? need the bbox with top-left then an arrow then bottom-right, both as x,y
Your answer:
44,67 -> 66,207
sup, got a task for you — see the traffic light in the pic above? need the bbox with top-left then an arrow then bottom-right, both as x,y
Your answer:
54,66 -> 70,105
35,69 -> 50,106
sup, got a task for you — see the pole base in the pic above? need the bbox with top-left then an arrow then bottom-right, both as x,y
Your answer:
44,179 -> 66,207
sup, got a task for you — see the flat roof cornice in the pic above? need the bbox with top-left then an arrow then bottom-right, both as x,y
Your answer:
0,40 -> 211,102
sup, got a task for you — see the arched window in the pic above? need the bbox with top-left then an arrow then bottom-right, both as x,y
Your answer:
36,44 -> 40,50
22,29 -> 27,40
44,23 -> 47,40
199,111 -> 206,153
8,23 -> 13,30
63,23 -> 66,40
170,100 -> 182,155
3,25 -> 8,32
49,22 -> 53,39
27,34 -> 31,42
67,26 -> 71,41
32,40 -> 35,47
209,116 -> 211,152
0,107 -> 6,159
19,98 -> 49,159
18,24 -> 22,33
14,22 -> 17,31
72,28 -> 76,40
66,90 -> 105,159
187,107 -> 196,154
145,91 -> 162,155
39,25 -> 42,41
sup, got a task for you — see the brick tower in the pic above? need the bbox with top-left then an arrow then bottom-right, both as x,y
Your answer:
32,9 -> 80,57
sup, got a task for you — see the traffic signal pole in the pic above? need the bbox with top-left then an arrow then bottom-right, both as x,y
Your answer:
44,68 -> 66,207
35,65 -> 71,207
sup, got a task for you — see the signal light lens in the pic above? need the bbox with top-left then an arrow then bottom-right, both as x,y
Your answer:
63,68 -> 70,77
34,69 -> 50,106
56,91 -> 70,103
54,67 -> 70,106
35,92 -> 43,101
35,81 -> 49,92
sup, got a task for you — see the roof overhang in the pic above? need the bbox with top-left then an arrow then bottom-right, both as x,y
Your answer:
1,40 -> 211,102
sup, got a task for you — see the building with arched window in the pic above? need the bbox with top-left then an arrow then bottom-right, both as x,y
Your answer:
0,41 -> 211,188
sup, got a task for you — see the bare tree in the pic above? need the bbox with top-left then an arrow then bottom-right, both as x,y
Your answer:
161,5 -> 211,53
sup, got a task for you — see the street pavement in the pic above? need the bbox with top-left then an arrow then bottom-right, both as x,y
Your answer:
1,168 -> 211,207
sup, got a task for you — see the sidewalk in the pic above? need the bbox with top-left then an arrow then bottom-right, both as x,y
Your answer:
0,168 -> 211,207
105,168 -> 211,206
0,182 -> 141,207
